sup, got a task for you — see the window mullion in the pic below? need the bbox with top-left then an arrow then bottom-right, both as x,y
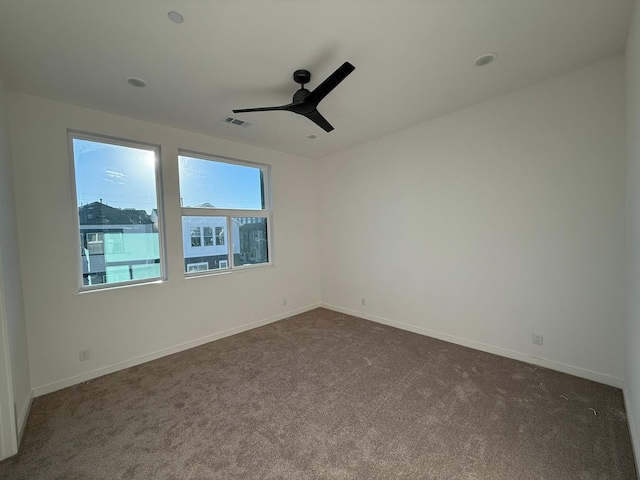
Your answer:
181,207 -> 267,218
227,216 -> 234,268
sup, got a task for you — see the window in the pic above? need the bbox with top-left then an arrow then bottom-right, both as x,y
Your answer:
190,227 -> 202,247
87,232 -> 102,243
189,226 -> 218,247
215,226 -> 225,246
203,227 -> 214,246
186,262 -> 209,273
235,217 -> 268,264
69,132 -> 165,290
86,232 -> 104,255
178,151 -> 271,275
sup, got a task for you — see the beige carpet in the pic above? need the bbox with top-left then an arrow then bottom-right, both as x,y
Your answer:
0,308 -> 636,479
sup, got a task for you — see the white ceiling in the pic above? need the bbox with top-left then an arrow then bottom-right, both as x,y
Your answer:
0,0 -> 634,159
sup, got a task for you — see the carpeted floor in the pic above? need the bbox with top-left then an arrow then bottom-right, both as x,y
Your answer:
0,308 -> 636,479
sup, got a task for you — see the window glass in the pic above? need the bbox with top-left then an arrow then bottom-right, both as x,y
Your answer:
182,216 -> 229,272
71,134 -> 164,289
104,232 -> 125,254
190,227 -> 202,247
215,226 -> 225,246
179,153 -> 270,275
234,217 -> 269,266
178,155 -> 264,210
203,227 -> 214,246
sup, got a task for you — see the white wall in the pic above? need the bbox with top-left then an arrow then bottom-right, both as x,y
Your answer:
0,78 -> 31,457
625,0 -> 640,467
7,92 -> 320,395
319,55 -> 626,387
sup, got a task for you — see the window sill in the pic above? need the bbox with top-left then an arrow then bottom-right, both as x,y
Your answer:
184,263 -> 275,280
75,278 -> 168,295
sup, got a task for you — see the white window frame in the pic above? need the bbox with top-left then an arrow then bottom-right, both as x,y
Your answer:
68,130 -> 167,292
179,149 -> 272,276
186,262 -> 209,273
86,232 -> 103,243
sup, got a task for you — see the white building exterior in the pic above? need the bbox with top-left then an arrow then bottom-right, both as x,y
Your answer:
181,216 -> 240,272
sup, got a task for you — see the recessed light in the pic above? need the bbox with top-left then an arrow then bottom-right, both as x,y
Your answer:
474,52 -> 497,67
126,76 -> 146,88
307,134 -> 318,139
168,11 -> 184,23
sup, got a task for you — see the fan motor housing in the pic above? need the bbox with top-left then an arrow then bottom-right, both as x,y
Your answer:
293,69 -> 311,85
293,88 -> 311,103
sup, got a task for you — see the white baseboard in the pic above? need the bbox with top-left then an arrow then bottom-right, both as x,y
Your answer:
33,303 -> 321,397
623,383 -> 640,480
16,390 -> 32,444
321,303 -> 624,389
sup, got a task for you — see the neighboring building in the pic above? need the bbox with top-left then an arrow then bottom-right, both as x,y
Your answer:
150,209 -> 159,233
78,202 -> 159,286
79,202 -> 269,281
181,216 -> 240,272
180,204 -> 268,272
238,219 -> 268,265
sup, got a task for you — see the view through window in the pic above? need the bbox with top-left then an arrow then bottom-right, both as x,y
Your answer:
178,153 -> 270,274
70,133 -> 164,289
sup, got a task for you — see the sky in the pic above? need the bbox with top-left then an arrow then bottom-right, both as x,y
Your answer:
73,138 -> 263,213
178,155 -> 262,210
74,139 -> 158,212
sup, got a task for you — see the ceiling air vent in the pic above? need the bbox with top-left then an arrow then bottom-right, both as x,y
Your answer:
224,116 -> 251,127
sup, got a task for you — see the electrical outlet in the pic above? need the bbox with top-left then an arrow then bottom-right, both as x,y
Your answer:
361,298 -> 366,306
282,298 -> 287,306
79,348 -> 90,361
532,333 -> 544,345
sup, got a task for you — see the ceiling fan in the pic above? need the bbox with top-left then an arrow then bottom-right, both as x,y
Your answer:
232,62 -> 355,133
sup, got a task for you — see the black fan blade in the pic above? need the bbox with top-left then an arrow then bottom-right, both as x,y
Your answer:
305,62 -> 355,106
304,109 -> 334,132
232,104 -> 292,113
